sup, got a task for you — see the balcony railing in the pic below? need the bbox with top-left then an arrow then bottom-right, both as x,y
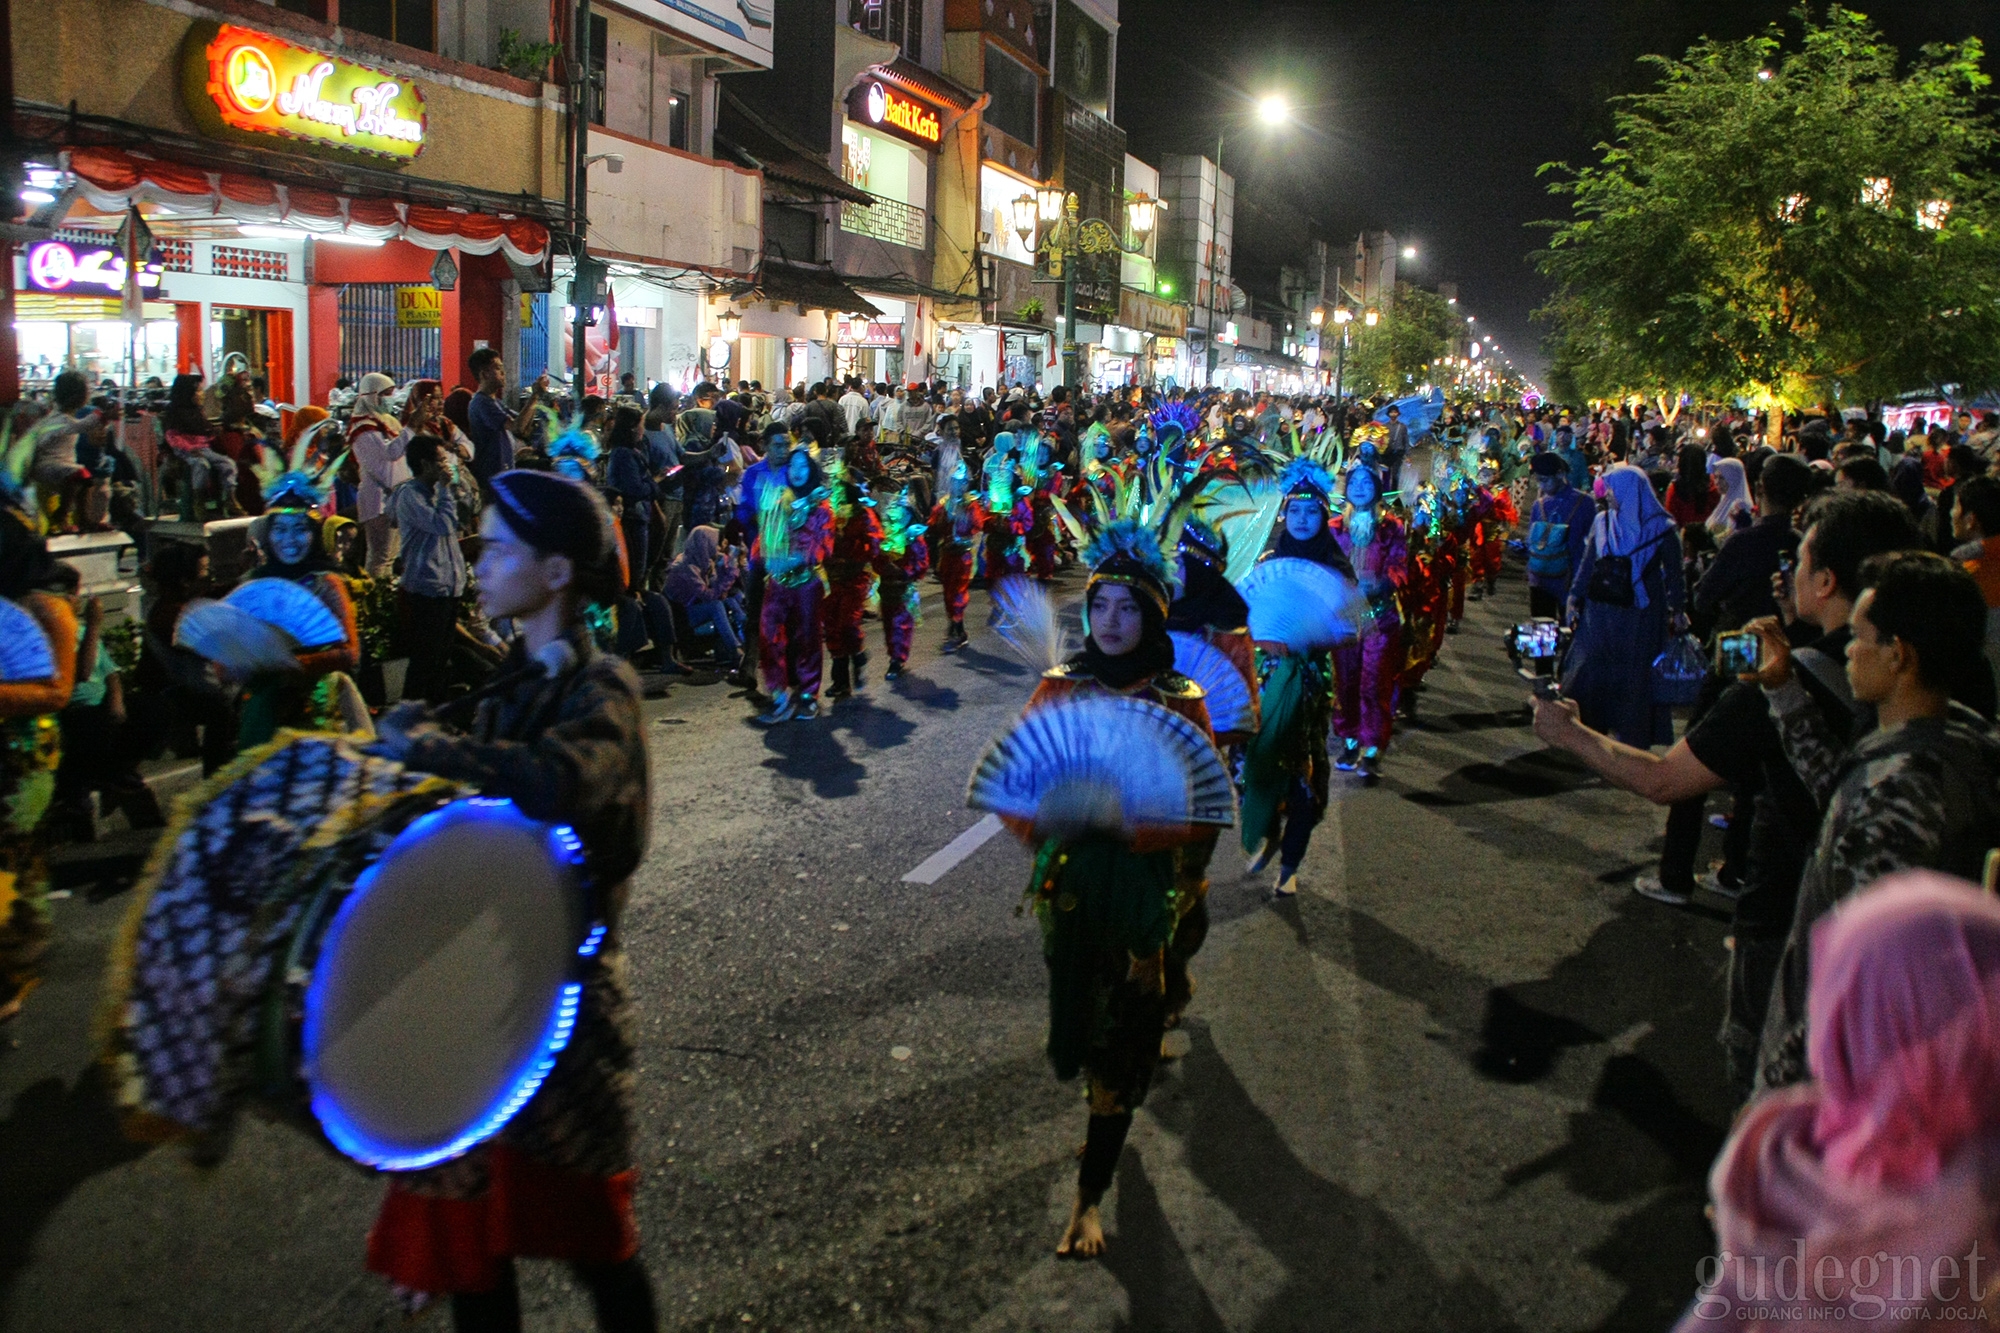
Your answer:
841,193 -> 927,250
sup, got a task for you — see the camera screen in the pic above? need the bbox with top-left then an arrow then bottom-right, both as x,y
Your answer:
1513,621 -> 1560,660
1716,632 -> 1759,677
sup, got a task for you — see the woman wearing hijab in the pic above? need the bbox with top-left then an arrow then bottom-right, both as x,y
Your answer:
1240,459 -> 1357,898
1706,456 -> 1755,543
1561,463 -> 1687,747
663,525 -> 743,672
1003,519 -> 1217,1259
228,471 -> 362,749
369,470 -> 659,1333
1678,872 -> 2000,1331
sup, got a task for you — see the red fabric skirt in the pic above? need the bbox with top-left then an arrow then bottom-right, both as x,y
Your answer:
366,1146 -> 640,1293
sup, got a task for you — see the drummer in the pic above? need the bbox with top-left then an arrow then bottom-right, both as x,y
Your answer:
233,469 -> 362,749
370,469 -> 657,1332
0,500 -> 77,1022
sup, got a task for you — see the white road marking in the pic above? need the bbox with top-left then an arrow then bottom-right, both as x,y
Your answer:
900,813 -> 1003,884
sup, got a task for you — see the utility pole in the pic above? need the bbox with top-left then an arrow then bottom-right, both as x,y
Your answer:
568,0 -> 595,397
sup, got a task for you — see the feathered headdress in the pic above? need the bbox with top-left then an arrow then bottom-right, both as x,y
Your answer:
1279,456 -> 1334,507
1082,517 -> 1181,616
542,408 -> 600,482
1150,400 -> 1200,442
255,416 -> 336,511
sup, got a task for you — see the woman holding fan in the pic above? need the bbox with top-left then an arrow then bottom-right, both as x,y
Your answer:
989,521 -> 1220,1258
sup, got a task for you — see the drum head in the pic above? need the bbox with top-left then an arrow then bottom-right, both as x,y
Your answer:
304,799 -> 587,1170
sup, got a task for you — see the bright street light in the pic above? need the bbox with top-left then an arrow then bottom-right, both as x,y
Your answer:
1256,94 -> 1290,126
1401,246 -> 1417,260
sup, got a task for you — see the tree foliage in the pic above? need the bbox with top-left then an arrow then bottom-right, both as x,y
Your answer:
1534,6 -> 2000,406
1345,283 -> 1456,398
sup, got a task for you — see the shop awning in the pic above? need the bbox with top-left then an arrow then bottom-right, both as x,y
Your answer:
65,145 -> 551,265
728,261 -> 880,316
715,91 -> 872,206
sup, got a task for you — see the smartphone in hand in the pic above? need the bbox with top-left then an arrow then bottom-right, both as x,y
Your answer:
1715,629 -> 1760,677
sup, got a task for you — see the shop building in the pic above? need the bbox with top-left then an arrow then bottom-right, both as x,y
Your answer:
10,0 -> 564,403
548,0 -> 771,395
713,0 -> 981,392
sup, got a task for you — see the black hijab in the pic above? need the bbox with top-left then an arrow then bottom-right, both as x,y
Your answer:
1071,591 -> 1176,691
1167,553 -> 1248,632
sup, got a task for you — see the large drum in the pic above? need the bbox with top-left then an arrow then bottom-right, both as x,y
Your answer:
105,735 -> 596,1171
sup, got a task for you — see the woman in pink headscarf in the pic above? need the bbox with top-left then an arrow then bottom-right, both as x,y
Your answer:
1677,872 -> 2000,1331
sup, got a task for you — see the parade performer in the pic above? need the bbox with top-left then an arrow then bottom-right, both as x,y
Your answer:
1440,468 -> 1475,629
1331,462 -> 1407,777
0,436 -> 78,1022
232,459 -> 363,749
753,439 -> 835,724
1023,441 -> 1063,582
1001,520 -> 1217,1257
1468,461 -> 1516,600
1241,459 -> 1355,896
823,464 -> 882,700
1167,518 -> 1256,746
1160,516 -> 1251,1026
926,462 -> 977,655
368,469 -> 659,1333
873,489 -> 929,680
1394,487 -> 1450,720
978,436 -> 1032,586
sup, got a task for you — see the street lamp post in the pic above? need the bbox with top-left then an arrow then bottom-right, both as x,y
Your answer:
1015,190 -> 1154,391
1331,305 -> 1351,400
1201,94 -> 1292,391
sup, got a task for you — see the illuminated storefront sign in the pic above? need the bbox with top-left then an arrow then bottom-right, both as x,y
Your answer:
187,24 -> 427,160
847,80 -> 942,151
23,241 -> 162,296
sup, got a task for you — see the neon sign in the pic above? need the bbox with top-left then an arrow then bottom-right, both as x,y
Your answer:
189,24 -> 427,160
849,80 -> 942,150
24,242 -> 162,296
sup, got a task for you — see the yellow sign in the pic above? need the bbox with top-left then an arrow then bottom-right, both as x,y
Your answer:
396,286 -> 442,328
186,22 -> 427,161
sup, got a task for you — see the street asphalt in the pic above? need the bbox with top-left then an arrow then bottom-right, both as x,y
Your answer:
0,557 -> 1740,1332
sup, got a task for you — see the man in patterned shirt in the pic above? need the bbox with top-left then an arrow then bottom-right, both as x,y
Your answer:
1745,550 -> 2000,1090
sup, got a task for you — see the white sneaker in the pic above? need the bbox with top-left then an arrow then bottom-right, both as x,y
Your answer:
1633,873 -> 1691,906
1245,836 -> 1279,875
1274,868 -> 1301,898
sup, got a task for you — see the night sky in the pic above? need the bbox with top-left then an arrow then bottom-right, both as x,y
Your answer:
1116,0 -> 2000,387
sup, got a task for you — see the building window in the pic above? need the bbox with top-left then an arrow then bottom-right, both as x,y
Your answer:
984,43 -> 1038,147
841,196 -> 926,249
848,0 -> 924,63
339,0 -> 433,52
764,206 -> 820,264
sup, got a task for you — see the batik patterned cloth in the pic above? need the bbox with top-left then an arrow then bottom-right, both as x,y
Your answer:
104,735 -> 454,1138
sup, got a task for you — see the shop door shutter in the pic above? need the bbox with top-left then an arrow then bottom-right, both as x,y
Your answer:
338,283 -> 441,385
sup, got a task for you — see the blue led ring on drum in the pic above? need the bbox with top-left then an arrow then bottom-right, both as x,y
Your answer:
300,797 -> 598,1173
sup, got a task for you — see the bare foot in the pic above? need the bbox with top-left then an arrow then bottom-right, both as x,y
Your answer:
1055,1197 -> 1105,1258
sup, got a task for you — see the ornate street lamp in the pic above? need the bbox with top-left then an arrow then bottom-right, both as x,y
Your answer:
938,325 -> 962,354
1010,193 -> 1037,250
717,309 -> 741,341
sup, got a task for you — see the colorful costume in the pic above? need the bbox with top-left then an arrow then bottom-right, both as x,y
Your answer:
0,503 -> 78,1017
1331,467 -> 1408,771
1240,460 -> 1354,895
873,493 -> 929,677
1004,521 -> 1218,1246
823,472 -> 883,698
925,464 -> 977,653
231,463 -> 362,750
754,447 -> 835,723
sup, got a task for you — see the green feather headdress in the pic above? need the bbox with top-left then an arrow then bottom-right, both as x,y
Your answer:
1081,517 -> 1181,616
